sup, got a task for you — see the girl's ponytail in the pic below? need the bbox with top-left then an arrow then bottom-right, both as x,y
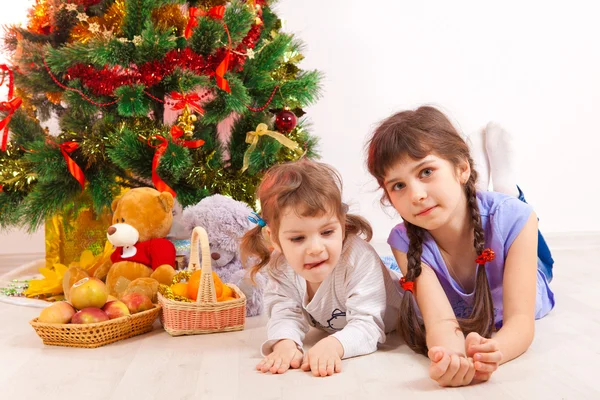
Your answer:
240,224 -> 272,283
397,222 -> 428,355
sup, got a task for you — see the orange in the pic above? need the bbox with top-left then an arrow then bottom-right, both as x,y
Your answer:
218,284 -> 234,302
187,271 -> 223,301
171,282 -> 189,298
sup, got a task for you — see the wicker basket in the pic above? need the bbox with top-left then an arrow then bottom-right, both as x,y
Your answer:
29,305 -> 161,348
158,226 -> 246,336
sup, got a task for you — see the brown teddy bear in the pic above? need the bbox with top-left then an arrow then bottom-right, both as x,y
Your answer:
104,187 -> 178,300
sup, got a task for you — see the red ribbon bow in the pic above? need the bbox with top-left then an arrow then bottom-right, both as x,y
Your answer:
184,6 -> 226,39
475,248 -> 496,265
170,125 -> 205,149
59,142 -> 85,191
399,277 -> 415,293
170,92 -> 205,114
148,136 -> 176,197
0,65 -> 22,152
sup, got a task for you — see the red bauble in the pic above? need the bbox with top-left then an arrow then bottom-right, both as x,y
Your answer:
275,109 -> 297,133
77,0 -> 103,6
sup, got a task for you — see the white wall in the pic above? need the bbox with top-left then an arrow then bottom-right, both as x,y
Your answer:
1,0 -> 599,255
274,0 -> 600,243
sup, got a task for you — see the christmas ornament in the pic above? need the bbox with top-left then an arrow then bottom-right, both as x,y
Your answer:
275,108 -> 297,133
242,123 -> 299,172
170,92 -> 205,115
76,0 -> 103,6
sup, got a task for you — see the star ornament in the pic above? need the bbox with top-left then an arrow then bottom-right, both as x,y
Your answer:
88,22 -> 101,33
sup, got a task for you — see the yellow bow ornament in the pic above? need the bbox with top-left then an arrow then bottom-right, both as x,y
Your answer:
242,123 -> 299,172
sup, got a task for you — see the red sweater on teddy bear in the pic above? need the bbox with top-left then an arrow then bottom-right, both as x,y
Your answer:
110,238 -> 176,270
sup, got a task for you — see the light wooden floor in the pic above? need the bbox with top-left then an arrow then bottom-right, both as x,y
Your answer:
0,240 -> 599,400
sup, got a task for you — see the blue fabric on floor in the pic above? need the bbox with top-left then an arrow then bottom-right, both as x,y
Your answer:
381,255 -> 400,272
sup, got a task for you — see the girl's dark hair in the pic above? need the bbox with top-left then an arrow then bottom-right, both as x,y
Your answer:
366,106 -> 494,355
241,159 -> 373,281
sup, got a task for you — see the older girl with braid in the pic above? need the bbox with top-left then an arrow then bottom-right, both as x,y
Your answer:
366,106 -> 554,387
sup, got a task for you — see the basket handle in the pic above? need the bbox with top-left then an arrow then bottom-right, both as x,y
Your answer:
188,226 -> 217,304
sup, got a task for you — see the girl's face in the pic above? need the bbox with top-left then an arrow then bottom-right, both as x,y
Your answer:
383,153 -> 470,231
267,207 -> 343,287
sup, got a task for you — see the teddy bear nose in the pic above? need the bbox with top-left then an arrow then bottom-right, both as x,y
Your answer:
107,226 -> 117,235
211,252 -> 221,261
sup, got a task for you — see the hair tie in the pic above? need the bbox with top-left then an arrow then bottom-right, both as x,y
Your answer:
399,276 -> 415,293
248,211 -> 266,228
341,203 -> 349,214
475,248 -> 495,265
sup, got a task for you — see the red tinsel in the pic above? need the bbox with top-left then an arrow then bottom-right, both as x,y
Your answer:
230,23 -> 263,71
58,15 -> 264,99
66,64 -> 133,97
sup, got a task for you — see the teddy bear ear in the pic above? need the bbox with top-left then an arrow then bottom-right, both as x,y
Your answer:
158,191 -> 174,212
111,197 -> 121,212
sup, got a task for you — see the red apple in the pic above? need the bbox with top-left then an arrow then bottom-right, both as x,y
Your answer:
38,302 -> 76,324
120,292 -> 153,314
102,300 -> 131,319
71,307 -> 109,324
69,277 -> 109,310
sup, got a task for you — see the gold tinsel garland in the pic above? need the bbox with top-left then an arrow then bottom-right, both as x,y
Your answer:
27,0 -> 51,35
158,270 -> 193,302
69,0 -> 126,43
14,88 -> 38,120
0,145 -> 37,192
151,4 -> 187,36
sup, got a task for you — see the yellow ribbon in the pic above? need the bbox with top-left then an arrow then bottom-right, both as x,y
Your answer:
242,123 -> 299,172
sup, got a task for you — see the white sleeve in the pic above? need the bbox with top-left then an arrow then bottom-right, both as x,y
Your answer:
332,246 -> 388,359
260,272 -> 310,356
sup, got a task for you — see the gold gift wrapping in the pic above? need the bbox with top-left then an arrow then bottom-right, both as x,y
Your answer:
45,207 -> 113,268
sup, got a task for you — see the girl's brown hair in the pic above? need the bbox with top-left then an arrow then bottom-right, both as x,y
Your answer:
366,106 -> 494,356
241,159 -> 373,280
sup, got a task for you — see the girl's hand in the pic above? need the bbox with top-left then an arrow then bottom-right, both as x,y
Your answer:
301,336 -> 344,377
256,339 -> 304,374
428,346 -> 476,387
465,332 -> 503,381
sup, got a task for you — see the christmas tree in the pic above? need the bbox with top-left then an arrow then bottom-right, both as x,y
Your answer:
0,0 -> 321,231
